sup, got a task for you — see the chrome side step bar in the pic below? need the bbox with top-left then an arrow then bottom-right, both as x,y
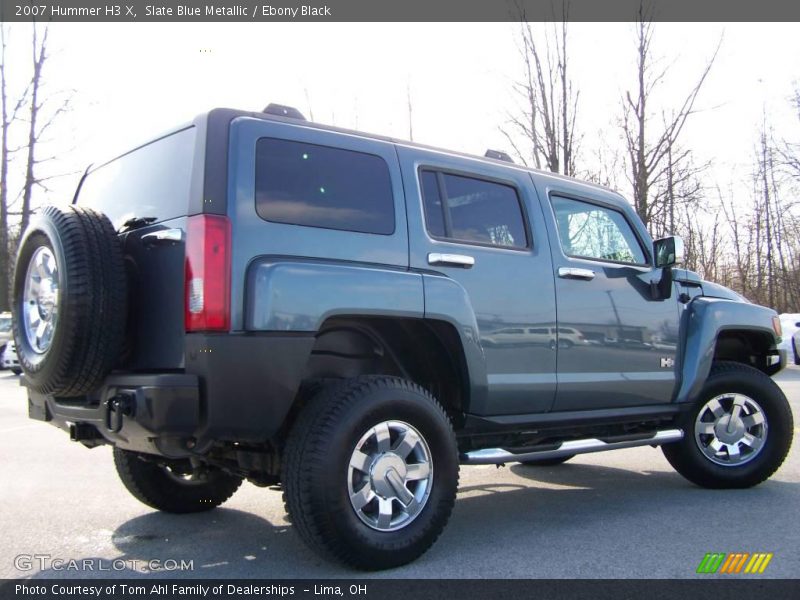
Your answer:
461,428 -> 683,465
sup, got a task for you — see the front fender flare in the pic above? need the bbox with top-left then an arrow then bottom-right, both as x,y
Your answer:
676,297 -> 779,404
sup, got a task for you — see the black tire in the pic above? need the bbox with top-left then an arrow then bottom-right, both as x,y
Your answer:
793,338 -> 800,366
113,448 -> 243,514
519,454 -> 575,466
11,206 -> 127,397
663,361 -> 793,489
11,368 -> 21,375
282,376 -> 459,570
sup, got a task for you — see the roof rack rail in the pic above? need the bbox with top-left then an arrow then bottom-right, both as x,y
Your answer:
484,149 -> 514,163
263,103 -> 307,121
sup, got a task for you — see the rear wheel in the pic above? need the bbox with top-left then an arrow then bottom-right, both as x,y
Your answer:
113,448 -> 243,513
282,376 -> 459,570
663,362 -> 793,489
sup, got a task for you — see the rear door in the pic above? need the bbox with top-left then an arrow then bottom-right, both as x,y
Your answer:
397,147 -> 558,415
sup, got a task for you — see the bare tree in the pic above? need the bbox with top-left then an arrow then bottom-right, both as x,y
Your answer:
715,114 -> 800,312
406,81 -> 414,141
0,23 -> 72,311
303,87 -> 315,122
501,2 -> 579,175
620,9 -> 720,228
20,24 -> 73,235
0,24 -> 31,311
778,84 -> 800,184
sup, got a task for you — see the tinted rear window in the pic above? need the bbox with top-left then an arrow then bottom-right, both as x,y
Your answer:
420,170 -> 528,249
255,138 -> 395,235
77,127 -> 196,230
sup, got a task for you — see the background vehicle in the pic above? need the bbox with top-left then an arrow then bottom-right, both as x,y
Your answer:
777,313 -> 800,362
0,311 -> 12,360
12,105 -> 793,570
483,326 -> 586,348
2,340 -> 21,375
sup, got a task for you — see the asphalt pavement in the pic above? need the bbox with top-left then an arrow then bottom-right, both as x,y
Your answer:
1,368 -> 798,579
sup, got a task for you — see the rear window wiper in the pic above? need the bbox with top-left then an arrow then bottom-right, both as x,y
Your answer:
118,216 -> 157,233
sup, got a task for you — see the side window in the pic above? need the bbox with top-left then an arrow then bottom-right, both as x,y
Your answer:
255,138 -> 395,235
551,196 -> 646,265
420,169 -> 528,249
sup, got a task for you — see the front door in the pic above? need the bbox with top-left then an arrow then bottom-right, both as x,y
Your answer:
541,189 -> 681,410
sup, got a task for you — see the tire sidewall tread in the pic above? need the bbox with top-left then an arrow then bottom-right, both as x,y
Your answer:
282,376 -> 459,571
663,361 -> 793,489
12,206 -> 127,397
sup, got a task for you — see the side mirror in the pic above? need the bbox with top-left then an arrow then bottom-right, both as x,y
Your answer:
654,235 -> 684,268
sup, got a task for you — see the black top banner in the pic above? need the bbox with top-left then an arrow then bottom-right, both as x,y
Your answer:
1,0 -> 799,22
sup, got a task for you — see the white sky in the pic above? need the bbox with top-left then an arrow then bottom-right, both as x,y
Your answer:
3,22 -> 800,213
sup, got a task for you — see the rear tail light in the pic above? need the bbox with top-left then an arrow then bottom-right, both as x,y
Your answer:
185,214 -> 231,332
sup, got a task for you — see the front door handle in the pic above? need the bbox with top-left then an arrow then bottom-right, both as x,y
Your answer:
428,253 -> 475,268
558,267 -> 595,280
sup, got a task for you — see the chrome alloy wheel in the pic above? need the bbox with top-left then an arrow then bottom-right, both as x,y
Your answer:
23,246 -> 60,354
347,420 -> 433,532
694,393 -> 768,466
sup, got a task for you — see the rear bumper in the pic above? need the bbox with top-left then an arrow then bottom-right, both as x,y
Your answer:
28,373 -> 201,458
26,333 -> 316,458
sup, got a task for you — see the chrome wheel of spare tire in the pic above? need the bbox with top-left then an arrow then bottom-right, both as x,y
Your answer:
694,393 -> 767,466
23,246 -> 60,354
12,205 -> 127,396
347,420 -> 433,532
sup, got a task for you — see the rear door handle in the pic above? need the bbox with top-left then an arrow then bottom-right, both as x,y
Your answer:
428,253 -> 475,268
558,267 -> 595,280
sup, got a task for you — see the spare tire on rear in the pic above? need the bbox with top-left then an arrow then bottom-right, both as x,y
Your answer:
12,205 -> 127,397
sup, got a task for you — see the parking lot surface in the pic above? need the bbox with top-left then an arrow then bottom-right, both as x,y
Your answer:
1,368 -> 798,579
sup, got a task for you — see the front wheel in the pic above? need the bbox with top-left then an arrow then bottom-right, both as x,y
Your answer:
282,376 -> 459,570
113,448 -> 243,513
663,362 -> 793,489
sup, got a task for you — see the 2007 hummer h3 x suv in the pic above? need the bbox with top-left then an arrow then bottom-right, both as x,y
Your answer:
13,104 -> 794,570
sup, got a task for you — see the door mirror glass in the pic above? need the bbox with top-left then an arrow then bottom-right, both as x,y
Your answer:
654,236 -> 684,268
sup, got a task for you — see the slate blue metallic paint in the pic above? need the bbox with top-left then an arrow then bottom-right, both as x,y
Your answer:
56,107 -> 785,453
529,173 -> 683,410
229,115 -> 782,420
246,260 -> 424,331
421,273 -> 488,414
675,296 -> 780,404
396,144 -> 559,415
227,117 -> 410,332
